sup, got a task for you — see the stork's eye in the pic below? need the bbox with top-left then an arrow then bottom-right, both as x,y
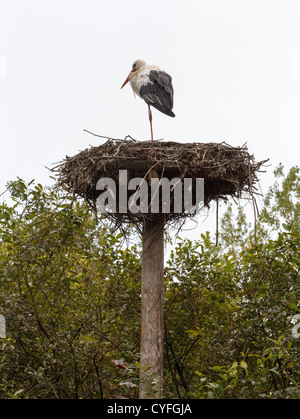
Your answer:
132,63 -> 136,69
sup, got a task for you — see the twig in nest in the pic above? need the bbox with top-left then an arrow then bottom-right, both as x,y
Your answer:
83,129 -> 122,141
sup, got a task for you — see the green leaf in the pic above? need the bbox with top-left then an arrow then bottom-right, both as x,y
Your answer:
286,303 -> 300,312
240,361 -> 248,370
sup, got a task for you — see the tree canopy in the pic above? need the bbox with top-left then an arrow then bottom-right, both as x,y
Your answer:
0,166 -> 299,399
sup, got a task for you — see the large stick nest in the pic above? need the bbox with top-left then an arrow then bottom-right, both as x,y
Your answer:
53,137 -> 267,226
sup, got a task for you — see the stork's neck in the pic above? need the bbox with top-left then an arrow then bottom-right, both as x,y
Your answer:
129,69 -> 143,96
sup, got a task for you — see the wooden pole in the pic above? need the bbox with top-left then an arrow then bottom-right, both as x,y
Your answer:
139,216 -> 165,399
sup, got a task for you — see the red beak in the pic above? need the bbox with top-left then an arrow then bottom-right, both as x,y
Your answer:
121,70 -> 135,89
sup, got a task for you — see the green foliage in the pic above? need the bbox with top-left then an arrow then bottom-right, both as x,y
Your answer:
220,204 -> 251,253
164,230 -> 300,398
0,180 -> 141,398
0,166 -> 299,399
259,164 -> 300,235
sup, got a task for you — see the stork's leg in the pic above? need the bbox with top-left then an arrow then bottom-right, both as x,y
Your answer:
148,104 -> 154,141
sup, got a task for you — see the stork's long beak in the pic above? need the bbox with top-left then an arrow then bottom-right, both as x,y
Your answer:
121,71 -> 132,89
121,68 -> 137,89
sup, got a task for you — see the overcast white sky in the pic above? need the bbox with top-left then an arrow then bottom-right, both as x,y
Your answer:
1,0 -> 299,237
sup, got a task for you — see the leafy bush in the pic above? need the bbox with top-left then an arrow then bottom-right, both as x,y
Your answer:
0,166 -> 299,398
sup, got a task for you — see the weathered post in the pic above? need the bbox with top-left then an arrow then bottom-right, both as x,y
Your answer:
139,216 -> 165,398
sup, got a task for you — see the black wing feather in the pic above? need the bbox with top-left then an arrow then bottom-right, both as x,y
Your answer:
139,70 -> 175,117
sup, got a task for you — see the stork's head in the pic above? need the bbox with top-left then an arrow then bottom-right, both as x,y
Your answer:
131,59 -> 147,71
121,59 -> 147,89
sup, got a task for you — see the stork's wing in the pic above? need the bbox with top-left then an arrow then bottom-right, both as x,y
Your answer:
139,70 -> 175,117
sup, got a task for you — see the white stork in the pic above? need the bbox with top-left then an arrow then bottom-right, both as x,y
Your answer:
121,59 -> 175,141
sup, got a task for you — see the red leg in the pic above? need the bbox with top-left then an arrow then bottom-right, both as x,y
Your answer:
148,104 -> 153,141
